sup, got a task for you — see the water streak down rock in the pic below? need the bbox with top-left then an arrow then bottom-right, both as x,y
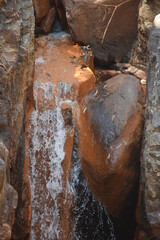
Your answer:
24,33 -> 96,239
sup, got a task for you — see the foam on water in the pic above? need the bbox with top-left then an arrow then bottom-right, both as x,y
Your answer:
28,79 -> 116,239
29,80 -> 66,239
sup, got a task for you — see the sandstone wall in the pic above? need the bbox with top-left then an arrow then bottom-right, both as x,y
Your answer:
0,0 -> 35,239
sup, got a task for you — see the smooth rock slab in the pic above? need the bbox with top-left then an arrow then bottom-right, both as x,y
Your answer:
63,0 -> 140,65
76,74 -> 145,220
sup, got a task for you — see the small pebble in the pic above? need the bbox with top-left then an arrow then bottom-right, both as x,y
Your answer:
140,79 -> 146,85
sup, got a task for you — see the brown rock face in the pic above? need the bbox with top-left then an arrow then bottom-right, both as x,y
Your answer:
41,7 -> 56,33
130,0 -> 160,68
76,74 -> 145,220
23,33 -> 95,239
33,0 -> 51,23
33,0 -> 56,34
63,0 -> 140,65
135,22 -> 160,240
0,0 -> 35,239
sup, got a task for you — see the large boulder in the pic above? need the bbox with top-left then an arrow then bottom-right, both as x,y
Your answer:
63,0 -> 140,65
76,74 -> 145,221
130,0 -> 160,68
135,17 -> 160,240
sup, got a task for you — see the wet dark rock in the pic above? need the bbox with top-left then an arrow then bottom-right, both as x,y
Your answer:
70,131 -> 115,240
77,74 -> 145,226
52,18 -> 63,33
53,0 -> 69,31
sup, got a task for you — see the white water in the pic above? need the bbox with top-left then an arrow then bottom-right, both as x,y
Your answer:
69,131 -> 116,240
29,80 -> 66,239
28,79 -> 116,239
28,32 -> 115,239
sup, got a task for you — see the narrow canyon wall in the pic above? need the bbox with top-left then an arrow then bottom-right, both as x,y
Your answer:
130,0 -> 160,69
2,0 -> 160,239
135,19 -> 160,240
0,0 -> 35,239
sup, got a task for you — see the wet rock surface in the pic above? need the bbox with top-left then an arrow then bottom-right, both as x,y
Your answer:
2,0 -> 160,239
76,74 -> 145,237
69,131 -> 115,240
23,33 -> 95,239
136,24 -> 160,239
63,0 -> 140,65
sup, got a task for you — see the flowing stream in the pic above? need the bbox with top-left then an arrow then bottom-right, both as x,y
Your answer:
69,131 -> 115,240
28,33 -> 116,239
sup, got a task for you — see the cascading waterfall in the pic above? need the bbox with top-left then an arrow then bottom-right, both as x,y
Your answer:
28,79 -> 115,239
29,80 -> 66,239
28,34 -> 116,239
69,131 -> 116,240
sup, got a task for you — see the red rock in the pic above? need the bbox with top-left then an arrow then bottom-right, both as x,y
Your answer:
33,0 -> 51,23
76,74 -> 145,219
23,33 -> 95,239
41,7 -> 56,34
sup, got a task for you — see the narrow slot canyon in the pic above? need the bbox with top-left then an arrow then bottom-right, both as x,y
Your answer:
1,1 -> 160,240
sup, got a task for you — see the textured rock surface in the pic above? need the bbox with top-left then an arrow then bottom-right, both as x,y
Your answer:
76,74 -> 145,221
130,0 -> 160,68
53,0 -> 69,31
33,0 -> 56,34
63,0 -> 140,65
136,24 -> 160,239
33,0 -> 51,23
41,7 -> 56,34
23,33 -> 95,239
0,0 -> 35,239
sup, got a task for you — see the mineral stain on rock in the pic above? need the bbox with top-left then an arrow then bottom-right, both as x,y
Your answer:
2,0 -> 160,240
